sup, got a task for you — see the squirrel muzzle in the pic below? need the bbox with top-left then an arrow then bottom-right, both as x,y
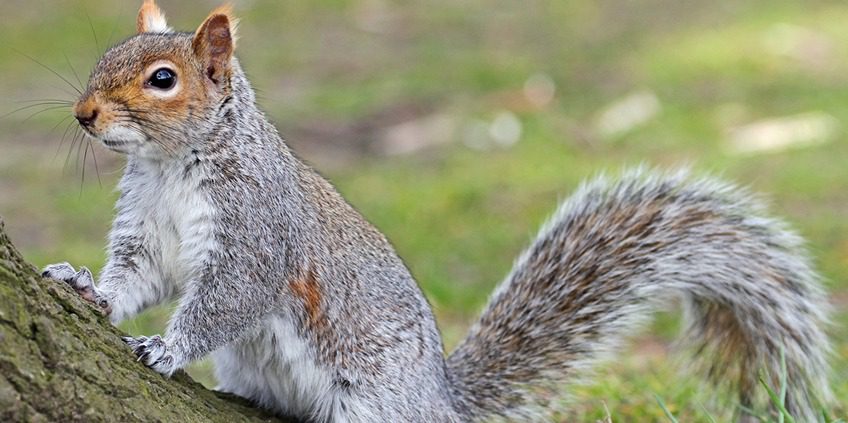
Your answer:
73,96 -> 99,130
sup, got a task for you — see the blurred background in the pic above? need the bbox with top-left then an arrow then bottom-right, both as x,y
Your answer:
0,0 -> 845,420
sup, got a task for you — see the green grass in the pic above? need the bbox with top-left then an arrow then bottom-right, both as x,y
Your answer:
0,0 -> 845,420
656,349 -> 845,423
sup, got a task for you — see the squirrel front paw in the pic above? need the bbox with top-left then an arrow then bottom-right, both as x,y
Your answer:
123,335 -> 177,376
42,262 -> 112,315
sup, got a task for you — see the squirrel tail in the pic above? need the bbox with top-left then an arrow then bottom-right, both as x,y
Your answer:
446,167 -> 831,421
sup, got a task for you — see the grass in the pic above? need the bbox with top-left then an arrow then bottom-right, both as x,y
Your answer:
656,349 -> 846,423
0,0 -> 845,420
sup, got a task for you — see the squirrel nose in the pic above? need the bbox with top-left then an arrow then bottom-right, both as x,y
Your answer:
75,108 -> 99,127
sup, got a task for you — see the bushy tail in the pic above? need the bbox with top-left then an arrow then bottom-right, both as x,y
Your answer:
446,168 -> 831,422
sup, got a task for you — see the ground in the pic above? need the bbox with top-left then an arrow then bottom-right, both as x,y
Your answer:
0,0 -> 845,421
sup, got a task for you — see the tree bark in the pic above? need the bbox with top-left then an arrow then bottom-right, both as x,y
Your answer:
0,217 -> 292,422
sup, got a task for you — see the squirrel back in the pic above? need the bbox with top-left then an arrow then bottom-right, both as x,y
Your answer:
447,168 -> 831,421
44,2 -> 833,422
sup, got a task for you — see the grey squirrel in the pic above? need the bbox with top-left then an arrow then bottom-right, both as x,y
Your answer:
41,1 -> 832,421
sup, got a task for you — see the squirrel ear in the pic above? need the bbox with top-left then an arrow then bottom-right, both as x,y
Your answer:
137,0 -> 170,33
192,4 -> 238,86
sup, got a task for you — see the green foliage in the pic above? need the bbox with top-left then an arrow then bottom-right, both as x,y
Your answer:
654,394 -> 680,423
656,349 -> 832,423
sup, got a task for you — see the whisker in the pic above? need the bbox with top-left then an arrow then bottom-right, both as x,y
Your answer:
47,83 -> 83,100
15,99 -> 74,105
63,132 -> 76,173
120,110 -> 184,132
84,8 -> 101,60
80,137 -> 90,194
104,2 -> 125,48
48,114 -> 74,135
64,53 -> 85,91
12,47 -> 82,95
64,126 -> 82,172
89,139 -> 103,188
55,119 -> 78,161
116,114 -> 183,138
130,119 -> 181,136
20,105 -> 72,124
0,102 -> 71,120
75,128 -> 86,174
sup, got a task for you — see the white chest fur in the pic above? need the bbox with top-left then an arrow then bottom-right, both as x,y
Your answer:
126,159 -> 216,288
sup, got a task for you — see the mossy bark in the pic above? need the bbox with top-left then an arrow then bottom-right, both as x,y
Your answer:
0,217 -> 293,422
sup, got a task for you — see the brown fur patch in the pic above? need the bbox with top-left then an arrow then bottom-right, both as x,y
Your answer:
290,269 -> 324,328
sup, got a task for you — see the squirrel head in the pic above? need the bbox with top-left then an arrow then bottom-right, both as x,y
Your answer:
74,0 -> 240,157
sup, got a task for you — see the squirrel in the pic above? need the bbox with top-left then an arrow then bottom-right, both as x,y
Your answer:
41,1 -> 832,422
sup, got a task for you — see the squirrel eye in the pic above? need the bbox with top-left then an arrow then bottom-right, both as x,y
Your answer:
147,68 -> 176,90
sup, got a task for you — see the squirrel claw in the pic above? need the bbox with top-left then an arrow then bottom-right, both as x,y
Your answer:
42,262 -> 112,315
41,262 -> 77,281
122,335 -> 146,351
123,334 -> 176,376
